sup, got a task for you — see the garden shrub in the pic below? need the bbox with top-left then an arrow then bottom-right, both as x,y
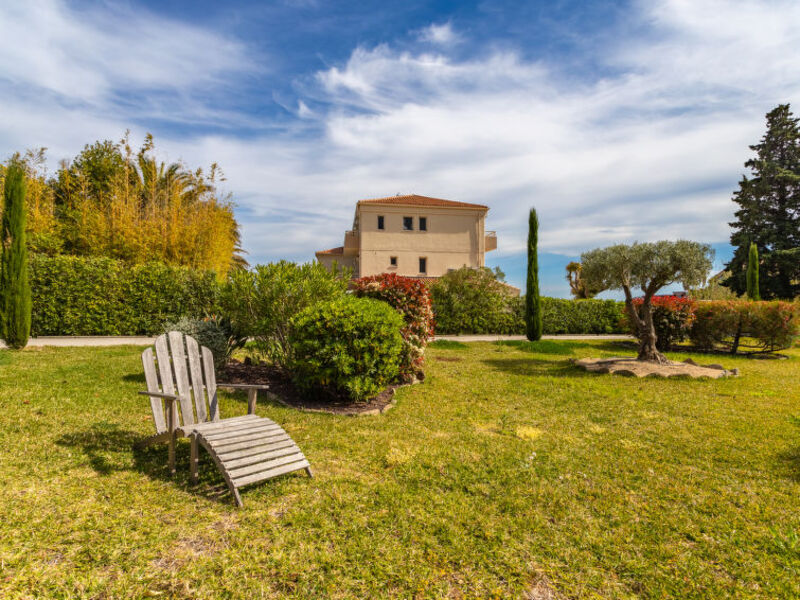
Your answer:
29,254 -> 219,336
221,261 -> 348,368
163,315 -> 247,368
430,267 -> 520,334
690,300 -> 799,353
352,273 -> 434,381
289,296 -> 403,402
625,296 -> 696,351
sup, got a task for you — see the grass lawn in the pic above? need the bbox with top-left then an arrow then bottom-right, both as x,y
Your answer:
1,340 -> 800,599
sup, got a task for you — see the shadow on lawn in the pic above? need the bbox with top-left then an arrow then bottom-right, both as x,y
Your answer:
483,356 -> 595,378
56,422 -> 235,504
777,445 -> 800,482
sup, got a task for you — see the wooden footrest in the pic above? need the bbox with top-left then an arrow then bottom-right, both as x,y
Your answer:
189,416 -> 311,506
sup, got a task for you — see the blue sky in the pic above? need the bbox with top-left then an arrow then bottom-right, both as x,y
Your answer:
2,0 -> 799,296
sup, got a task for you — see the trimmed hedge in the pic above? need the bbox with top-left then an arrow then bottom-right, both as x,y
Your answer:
289,296 -> 403,402
30,254 -> 219,336
537,297 -> 625,335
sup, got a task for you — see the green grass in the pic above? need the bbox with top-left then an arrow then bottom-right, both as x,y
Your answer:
1,341 -> 800,599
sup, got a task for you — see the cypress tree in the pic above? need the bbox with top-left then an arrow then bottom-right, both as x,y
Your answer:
746,242 -> 761,300
525,207 -> 542,341
1,161 -> 31,349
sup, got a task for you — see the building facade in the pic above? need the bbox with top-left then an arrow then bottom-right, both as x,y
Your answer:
315,194 -> 497,279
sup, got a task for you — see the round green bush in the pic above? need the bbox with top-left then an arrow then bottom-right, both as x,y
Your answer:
289,296 -> 403,402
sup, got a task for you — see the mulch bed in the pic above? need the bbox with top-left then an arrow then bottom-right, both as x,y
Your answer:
219,360 -> 399,416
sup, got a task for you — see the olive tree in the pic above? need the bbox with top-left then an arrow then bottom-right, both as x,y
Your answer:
581,241 -> 713,363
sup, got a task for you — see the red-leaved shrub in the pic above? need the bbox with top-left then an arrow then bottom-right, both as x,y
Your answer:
352,273 -> 435,381
626,296 -> 696,351
690,300 -> 799,353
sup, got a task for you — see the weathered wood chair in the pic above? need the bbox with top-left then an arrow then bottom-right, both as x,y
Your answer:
138,331 -> 311,506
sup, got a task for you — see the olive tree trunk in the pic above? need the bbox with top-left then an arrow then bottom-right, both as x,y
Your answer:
622,287 -> 667,363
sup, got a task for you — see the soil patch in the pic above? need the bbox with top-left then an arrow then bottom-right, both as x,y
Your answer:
572,357 -> 739,379
220,361 -> 399,415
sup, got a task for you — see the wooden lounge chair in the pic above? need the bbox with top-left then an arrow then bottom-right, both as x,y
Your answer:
138,331 -> 311,506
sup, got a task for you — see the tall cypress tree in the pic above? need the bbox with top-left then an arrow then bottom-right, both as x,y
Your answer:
746,242 -> 761,301
525,207 -> 542,341
1,161 -> 31,349
724,104 -> 800,299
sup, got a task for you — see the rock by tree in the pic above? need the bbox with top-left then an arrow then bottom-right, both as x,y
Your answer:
725,104 -> 800,299
581,240 -> 713,363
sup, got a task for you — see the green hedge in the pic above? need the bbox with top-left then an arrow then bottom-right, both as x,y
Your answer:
30,254 -> 220,336
538,297 -> 625,335
434,295 -> 624,335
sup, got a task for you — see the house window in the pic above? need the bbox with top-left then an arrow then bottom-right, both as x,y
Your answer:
390,256 -> 397,267
377,215 -> 384,230
403,216 -> 413,231
419,217 -> 427,231
419,257 -> 427,273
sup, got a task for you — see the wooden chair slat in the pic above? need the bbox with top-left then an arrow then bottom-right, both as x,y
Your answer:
141,347 -> 167,433
213,434 -> 293,456
153,334 -> 178,433
201,422 -> 283,441
231,459 -> 310,487
185,336 -> 207,423
201,346 -> 220,422
168,331 -> 195,426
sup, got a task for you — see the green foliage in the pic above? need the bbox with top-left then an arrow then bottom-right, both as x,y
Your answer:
536,297 -> 625,334
566,261 -> 600,299
689,274 -> 739,300
352,273 -> 434,381
3,134 -> 244,276
725,104 -> 800,299
747,243 -> 761,300
289,296 -> 403,402
29,254 -> 219,336
221,261 -> 348,368
0,161 -> 31,348
430,267 -> 519,334
690,300 -> 799,353
581,240 -> 714,360
525,207 -> 543,341
162,316 -> 246,368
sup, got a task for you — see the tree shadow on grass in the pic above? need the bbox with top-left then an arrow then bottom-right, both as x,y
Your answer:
482,356 -> 596,378
55,422 -> 236,505
776,443 -> 800,482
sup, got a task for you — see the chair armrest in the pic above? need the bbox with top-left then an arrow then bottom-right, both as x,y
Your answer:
216,383 -> 269,414
138,391 -> 180,401
216,383 -> 270,390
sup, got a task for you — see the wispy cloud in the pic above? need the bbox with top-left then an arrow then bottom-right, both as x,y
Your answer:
1,0 -> 798,292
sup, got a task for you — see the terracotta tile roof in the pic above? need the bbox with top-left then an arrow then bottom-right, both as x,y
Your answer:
357,194 -> 488,210
315,246 -> 344,256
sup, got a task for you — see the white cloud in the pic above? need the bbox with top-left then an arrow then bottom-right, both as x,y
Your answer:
1,0 -> 798,292
417,22 -> 461,46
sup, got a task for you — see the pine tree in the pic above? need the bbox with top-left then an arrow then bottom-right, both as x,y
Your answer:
724,104 -> 800,298
0,161 -> 32,349
746,242 -> 761,300
525,207 -> 542,341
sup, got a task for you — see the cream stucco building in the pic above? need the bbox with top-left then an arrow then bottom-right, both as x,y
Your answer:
315,194 -> 497,280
